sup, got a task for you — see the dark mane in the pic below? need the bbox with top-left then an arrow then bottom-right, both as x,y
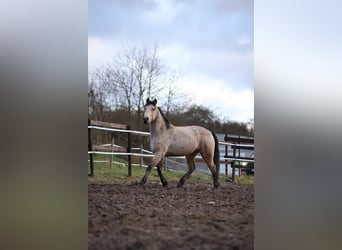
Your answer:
157,107 -> 170,129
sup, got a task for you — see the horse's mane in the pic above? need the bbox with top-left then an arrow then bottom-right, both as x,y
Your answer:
157,107 -> 170,129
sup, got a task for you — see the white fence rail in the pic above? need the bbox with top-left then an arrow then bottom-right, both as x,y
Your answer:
88,120 -> 254,178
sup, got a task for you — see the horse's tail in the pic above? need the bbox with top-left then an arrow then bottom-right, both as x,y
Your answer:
211,132 -> 220,182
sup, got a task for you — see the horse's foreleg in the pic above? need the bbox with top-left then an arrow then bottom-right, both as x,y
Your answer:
139,165 -> 152,185
139,152 -> 165,186
177,153 -> 196,187
157,164 -> 168,187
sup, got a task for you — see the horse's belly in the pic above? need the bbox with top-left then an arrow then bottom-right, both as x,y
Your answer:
165,140 -> 197,156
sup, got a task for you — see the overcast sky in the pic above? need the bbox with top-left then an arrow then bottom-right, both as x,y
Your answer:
88,0 -> 254,123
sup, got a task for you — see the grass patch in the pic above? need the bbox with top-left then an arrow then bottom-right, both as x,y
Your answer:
234,175 -> 254,185
88,155 -> 253,185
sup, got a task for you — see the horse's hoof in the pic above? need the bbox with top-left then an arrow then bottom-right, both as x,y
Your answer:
177,182 -> 183,188
214,182 -> 220,188
162,182 -> 168,187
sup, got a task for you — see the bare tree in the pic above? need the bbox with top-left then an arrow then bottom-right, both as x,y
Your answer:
144,46 -> 164,99
88,43 -> 185,128
134,45 -> 164,129
105,47 -> 137,123
88,68 -> 112,120
105,44 -> 167,128
161,69 -> 185,116
133,46 -> 151,128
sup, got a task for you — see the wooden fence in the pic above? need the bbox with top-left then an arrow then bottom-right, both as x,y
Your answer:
221,134 -> 254,182
87,119 -> 150,177
88,119 -> 254,181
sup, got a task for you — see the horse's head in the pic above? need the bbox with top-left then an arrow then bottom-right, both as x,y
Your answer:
143,98 -> 158,124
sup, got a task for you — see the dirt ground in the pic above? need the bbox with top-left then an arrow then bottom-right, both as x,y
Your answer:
88,182 -> 254,250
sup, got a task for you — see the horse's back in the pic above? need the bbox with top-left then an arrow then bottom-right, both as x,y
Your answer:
166,125 -> 214,156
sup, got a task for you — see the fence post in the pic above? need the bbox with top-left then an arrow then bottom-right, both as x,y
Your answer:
127,125 -> 132,176
224,133 -> 228,176
238,136 -> 241,177
110,133 -> 114,170
88,119 -> 94,177
232,142 -> 236,182
140,143 -> 143,169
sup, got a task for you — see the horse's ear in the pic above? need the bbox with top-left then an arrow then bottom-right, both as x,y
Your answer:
153,99 -> 157,105
146,98 -> 150,104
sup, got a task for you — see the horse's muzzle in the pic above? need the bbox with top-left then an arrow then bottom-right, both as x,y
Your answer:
143,117 -> 149,124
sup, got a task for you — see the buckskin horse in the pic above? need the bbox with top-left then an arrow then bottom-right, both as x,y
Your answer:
140,98 -> 220,188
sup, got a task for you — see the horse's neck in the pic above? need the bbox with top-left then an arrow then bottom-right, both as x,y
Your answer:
150,111 -> 167,137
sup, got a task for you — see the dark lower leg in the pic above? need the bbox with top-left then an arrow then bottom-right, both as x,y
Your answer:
157,166 -> 168,187
213,175 -> 220,188
177,174 -> 188,187
177,171 -> 194,187
211,169 -> 220,188
202,154 -> 220,188
177,157 -> 195,187
139,165 -> 152,185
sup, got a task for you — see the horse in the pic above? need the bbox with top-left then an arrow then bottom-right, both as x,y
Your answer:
140,98 -> 220,188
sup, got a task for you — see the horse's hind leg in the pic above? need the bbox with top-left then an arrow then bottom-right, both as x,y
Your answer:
177,152 -> 197,187
200,151 -> 219,188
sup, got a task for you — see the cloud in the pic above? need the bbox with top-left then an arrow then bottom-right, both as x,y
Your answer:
160,43 -> 253,90
189,48 -> 253,88
238,35 -> 252,46
88,0 -> 254,122
177,75 -> 254,122
144,0 -> 184,24
89,0 -> 253,49
213,0 -> 254,14
88,36 -> 119,70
